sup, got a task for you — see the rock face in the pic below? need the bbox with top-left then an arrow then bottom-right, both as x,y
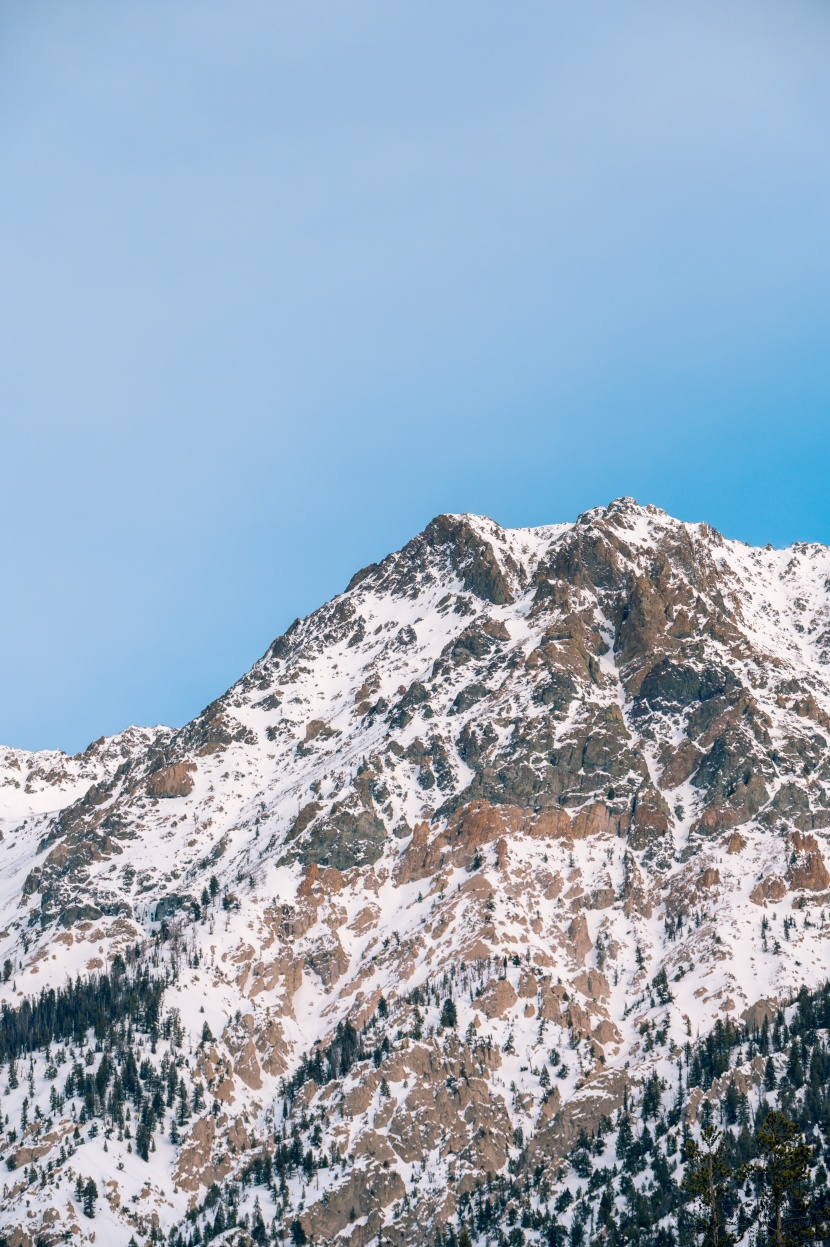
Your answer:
146,761 -> 196,798
3,499 -> 830,1243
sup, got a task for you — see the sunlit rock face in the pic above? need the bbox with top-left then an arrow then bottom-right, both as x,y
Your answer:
3,498 -> 830,1244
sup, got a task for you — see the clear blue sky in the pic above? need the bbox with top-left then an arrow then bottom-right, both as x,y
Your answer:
3,1 -> 830,753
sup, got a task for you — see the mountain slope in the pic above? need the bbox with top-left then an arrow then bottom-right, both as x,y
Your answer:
2,499 -> 830,1246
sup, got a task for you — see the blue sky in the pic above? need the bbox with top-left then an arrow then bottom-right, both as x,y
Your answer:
2,1 -> 830,753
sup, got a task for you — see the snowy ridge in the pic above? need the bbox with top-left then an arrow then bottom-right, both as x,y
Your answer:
1,500 -> 830,1245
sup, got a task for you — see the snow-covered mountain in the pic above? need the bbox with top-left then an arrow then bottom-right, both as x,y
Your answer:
3,498 -> 830,1246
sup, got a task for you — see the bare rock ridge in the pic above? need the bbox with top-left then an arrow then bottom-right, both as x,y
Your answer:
1,498 -> 830,1243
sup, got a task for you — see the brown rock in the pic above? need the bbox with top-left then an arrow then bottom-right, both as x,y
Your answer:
577,886 -> 615,911
742,998 -> 777,1029
518,970 -> 538,998
788,831 -> 830,892
572,801 -> 627,840
750,876 -> 787,905
173,1114 -> 233,1193
541,871 -> 564,900
660,741 -> 702,789
527,1068 -> 629,1169
593,1018 -> 622,1045
629,789 -> 671,850
304,1162 -> 406,1246
573,967 -> 610,1001
446,801 -> 527,863
396,820 -> 447,884
537,1085 -> 563,1126
256,1018 -> 289,1075
566,913 -> 593,963
478,978 -> 518,1019
568,998 -> 593,1039
306,932 -> 350,988
539,982 -> 567,1024
531,807 -> 574,841
234,1037 -> 263,1090
147,762 -> 196,799
692,802 -> 745,837
621,851 -> 653,918
792,694 -> 830,731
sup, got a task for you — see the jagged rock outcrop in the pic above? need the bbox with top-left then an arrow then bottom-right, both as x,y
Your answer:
2,499 -> 830,1244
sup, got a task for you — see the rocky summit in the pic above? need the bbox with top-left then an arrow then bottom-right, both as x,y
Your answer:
3,498 -> 830,1246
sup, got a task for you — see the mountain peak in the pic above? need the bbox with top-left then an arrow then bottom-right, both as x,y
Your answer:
2,503 -> 830,1244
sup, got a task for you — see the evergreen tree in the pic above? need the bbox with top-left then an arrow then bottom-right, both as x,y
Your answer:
251,1196 -> 267,1245
682,1123 -> 738,1246
723,1081 -> 740,1126
786,1042 -> 805,1090
440,998 -> 457,1029
82,1177 -> 98,1218
642,1071 -> 662,1119
616,1114 -> 633,1163
755,1111 -> 813,1246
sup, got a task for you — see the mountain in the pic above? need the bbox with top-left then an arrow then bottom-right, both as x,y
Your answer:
2,498 -> 830,1247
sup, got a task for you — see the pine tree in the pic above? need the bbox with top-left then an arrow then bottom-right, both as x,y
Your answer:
615,1114 -> 633,1163
786,1041 -> 805,1090
440,998 -> 457,1029
642,1070 -> 662,1119
754,1111 -> 813,1246
597,1186 -> 617,1236
82,1177 -> 98,1218
682,1123 -> 738,1246
177,1077 -> 190,1125
251,1196 -> 267,1245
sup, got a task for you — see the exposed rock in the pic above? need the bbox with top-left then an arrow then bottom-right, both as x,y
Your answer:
5,500 -> 830,1246
478,977 -> 518,1018
566,913 -> 593,963
787,830 -> 830,892
750,876 -> 788,904
147,762 -> 196,799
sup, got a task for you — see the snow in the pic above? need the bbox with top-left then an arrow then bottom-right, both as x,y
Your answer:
2,501 -> 830,1241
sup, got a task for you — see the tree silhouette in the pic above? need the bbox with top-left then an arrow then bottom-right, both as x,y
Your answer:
682,1123 -> 738,1246
82,1177 -> 98,1218
440,998 -> 457,1029
755,1111 -> 813,1246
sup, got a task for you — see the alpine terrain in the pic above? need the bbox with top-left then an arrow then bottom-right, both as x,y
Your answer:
4,498 -> 830,1247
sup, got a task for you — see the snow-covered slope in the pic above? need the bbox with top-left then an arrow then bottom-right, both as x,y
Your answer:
0,726 -> 167,824
3,499 -> 830,1245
